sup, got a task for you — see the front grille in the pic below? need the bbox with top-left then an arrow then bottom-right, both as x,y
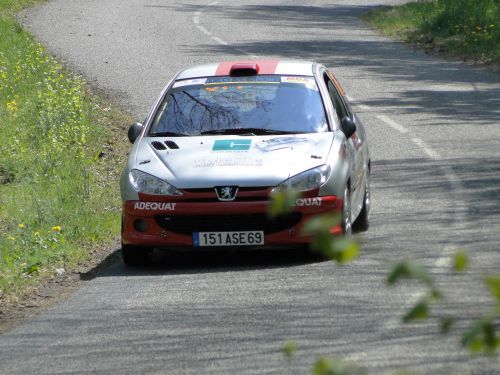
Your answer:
155,213 -> 302,235
180,187 -> 272,202
182,187 -> 270,194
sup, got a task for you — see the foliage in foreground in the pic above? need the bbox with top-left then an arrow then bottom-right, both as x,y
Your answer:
364,0 -> 500,64
269,190 -> 499,374
0,4 -> 125,295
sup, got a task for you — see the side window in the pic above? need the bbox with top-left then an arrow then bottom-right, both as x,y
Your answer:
324,72 -> 349,121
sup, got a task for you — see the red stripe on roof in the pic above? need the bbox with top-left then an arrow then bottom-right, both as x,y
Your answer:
215,60 -> 280,76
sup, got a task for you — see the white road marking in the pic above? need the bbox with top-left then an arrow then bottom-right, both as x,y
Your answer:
212,36 -> 229,46
348,99 -> 467,333
411,137 -> 440,159
197,25 -> 212,36
193,11 -> 200,25
376,114 -> 408,134
346,95 -> 371,111
192,1 -> 259,58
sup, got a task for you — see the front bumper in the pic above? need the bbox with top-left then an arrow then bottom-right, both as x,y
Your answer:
121,196 -> 342,248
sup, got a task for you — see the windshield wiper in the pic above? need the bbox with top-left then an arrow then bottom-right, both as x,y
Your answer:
149,131 -> 188,137
200,128 -> 299,136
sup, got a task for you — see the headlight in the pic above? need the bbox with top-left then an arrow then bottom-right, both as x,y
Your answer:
275,165 -> 331,192
129,169 -> 182,196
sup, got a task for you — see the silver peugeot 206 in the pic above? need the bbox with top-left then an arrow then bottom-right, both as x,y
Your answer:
120,60 -> 370,266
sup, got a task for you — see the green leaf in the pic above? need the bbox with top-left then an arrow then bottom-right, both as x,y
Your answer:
336,239 -> 360,263
467,337 -> 486,353
462,319 -> 484,349
313,357 -> 352,375
312,236 -> 359,264
301,214 -> 340,236
485,275 -> 500,301
303,213 -> 350,264
268,190 -> 300,218
311,233 -> 334,257
453,250 -> 468,272
313,357 -> 335,375
312,357 -> 365,375
430,288 -> 443,301
483,321 -> 498,351
403,301 -> 429,323
282,341 -> 297,360
440,317 -> 454,334
387,260 -> 433,286
461,318 -> 500,353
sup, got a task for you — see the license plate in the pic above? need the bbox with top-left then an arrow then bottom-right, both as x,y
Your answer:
193,231 -> 264,247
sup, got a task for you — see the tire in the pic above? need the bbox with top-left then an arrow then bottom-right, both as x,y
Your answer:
122,245 -> 152,266
342,185 -> 352,236
353,168 -> 370,232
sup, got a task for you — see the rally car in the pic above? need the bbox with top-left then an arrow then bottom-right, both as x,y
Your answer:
120,60 -> 370,266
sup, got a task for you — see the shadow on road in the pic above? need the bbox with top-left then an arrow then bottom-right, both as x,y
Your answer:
82,246 -> 326,280
161,3 -> 500,124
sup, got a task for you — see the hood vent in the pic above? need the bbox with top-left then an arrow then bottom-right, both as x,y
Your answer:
151,140 -> 180,150
165,140 -> 179,149
151,141 -> 167,150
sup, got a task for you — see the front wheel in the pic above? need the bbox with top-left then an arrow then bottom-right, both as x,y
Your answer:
342,185 -> 352,236
353,168 -> 370,232
122,245 -> 152,266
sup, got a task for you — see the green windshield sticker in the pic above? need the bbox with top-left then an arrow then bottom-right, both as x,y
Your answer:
213,139 -> 252,151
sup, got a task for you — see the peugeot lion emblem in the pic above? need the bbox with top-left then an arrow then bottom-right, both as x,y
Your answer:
215,186 -> 238,201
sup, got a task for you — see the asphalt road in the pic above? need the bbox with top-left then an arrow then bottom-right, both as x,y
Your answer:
1,0 -> 500,373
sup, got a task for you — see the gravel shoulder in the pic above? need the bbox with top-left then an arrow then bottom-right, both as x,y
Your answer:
0,241 -> 121,334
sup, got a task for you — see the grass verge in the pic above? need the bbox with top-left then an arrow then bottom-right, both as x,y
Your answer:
0,0 -> 130,303
363,0 -> 500,66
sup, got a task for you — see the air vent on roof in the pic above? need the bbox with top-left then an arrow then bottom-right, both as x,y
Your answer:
165,141 -> 179,149
151,141 -> 167,150
230,63 -> 259,77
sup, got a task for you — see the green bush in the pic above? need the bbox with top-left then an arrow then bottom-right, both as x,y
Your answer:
430,0 -> 499,56
0,12 -> 121,294
365,0 -> 500,63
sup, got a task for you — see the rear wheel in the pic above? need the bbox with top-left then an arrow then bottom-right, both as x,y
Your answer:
342,185 -> 352,236
353,168 -> 370,232
122,245 -> 152,266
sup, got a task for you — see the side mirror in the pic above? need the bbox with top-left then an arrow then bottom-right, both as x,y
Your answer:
128,122 -> 143,144
340,116 -> 356,139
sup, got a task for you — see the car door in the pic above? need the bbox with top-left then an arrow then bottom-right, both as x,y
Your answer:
323,70 -> 365,207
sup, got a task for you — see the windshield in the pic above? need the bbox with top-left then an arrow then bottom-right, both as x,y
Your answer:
148,75 -> 328,136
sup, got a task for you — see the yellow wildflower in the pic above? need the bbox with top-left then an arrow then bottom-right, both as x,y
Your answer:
8,236 -> 15,241
6,100 -> 17,112
34,231 -> 40,237
18,223 -> 25,229
51,225 -> 62,232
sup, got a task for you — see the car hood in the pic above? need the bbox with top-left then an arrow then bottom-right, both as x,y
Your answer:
134,133 -> 334,188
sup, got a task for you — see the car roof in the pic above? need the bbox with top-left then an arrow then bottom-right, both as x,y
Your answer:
175,60 -> 317,80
